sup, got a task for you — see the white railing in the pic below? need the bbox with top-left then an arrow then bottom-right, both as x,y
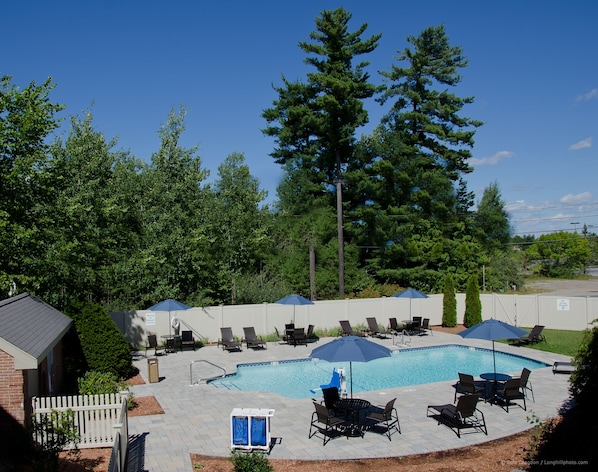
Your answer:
108,397 -> 128,472
32,392 -> 128,450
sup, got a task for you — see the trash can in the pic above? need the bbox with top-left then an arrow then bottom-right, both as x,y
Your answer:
148,357 -> 159,383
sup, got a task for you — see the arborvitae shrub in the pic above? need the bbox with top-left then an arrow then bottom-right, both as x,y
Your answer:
442,274 -> 457,327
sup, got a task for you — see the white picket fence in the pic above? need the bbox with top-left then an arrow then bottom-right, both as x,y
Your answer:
32,392 -> 128,450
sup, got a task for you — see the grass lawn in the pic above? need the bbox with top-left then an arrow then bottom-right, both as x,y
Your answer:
499,327 -> 585,357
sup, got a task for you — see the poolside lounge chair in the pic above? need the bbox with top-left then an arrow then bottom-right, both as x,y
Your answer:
453,373 -> 486,402
552,361 -> 576,375
427,394 -> 487,438
509,325 -> 546,345
309,402 -> 348,445
218,327 -> 242,352
145,334 -> 165,357
243,326 -> 267,349
339,320 -> 366,337
364,397 -> 401,441
180,330 -> 195,351
306,324 -> 319,343
495,378 -> 526,412
366,317 -> 392,339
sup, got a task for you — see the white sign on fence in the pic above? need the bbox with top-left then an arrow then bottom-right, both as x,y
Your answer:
557,299 -> 570,311
146,312 -> 155,325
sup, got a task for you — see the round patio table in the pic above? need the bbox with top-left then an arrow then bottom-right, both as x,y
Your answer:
480,372 -> 512,402
334,398 -> 371,437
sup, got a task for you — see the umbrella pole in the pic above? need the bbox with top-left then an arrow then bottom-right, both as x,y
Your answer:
350,362 -> 353,399
492,340 -> 497,376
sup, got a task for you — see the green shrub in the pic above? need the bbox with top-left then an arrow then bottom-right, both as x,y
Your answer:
31,409 -> 80,472
442,274 -> 457,327
230,450 -> 273,472
569,320 -> 598,404
67,300 -> 134,379
463,273 -> 482,328
77,370 -> 133,407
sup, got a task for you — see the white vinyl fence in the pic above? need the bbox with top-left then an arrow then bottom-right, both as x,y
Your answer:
32,392 -> 128,450
112,292 -> 598,348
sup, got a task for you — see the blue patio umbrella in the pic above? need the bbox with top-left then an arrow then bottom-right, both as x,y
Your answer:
147,299 -> 191,336
276,294 -> 314,324
392,288 -> 429,321
459,319 -> 528,379
309,336 -> 392,398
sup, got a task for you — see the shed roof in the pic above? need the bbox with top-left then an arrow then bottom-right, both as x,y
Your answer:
0,293 -> 73,369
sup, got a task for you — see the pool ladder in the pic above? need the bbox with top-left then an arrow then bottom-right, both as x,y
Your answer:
394,329 -> 412,347
189,359 -> 226,385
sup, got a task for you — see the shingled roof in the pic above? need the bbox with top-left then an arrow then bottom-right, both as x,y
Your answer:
0,292 -> 72,369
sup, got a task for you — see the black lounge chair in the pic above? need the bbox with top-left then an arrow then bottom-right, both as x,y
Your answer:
366,317 -> 392,339
306,324 -> 319,343
218,327 -> 242,352
416,318 -> 432,336
509,325 -> 546,345
180,330 -> 195,351
309,402 -> 348,445
389,317 -> 402,334
364,397 -> 401,441
552,361 -> 576,375
339,320 -> 366,337
243,326 -> 267,349
427,394 -> 488,438
495,378 -> 526,412
453,372 -> 486,402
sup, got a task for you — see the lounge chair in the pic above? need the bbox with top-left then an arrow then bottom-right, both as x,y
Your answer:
145,334 -> 165,357
180,330 -> 195,351
495,378 -> 526,412
364,397 -> 401,441
509,325 -> 546,345
339,320 -> 366,337
366,317 -> 392,339
308,402 -> 348,445
218,327 -> 242,352
453,372 -> 486,402
427,394 -> 488,438
552,361 -> 576,375
306,324 -> 319,343
242,326 -> 267,349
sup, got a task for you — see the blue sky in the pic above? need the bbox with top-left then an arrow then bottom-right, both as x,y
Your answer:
4,0 -> 597,236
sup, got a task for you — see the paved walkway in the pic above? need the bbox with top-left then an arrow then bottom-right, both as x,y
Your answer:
127,331 -> 573,472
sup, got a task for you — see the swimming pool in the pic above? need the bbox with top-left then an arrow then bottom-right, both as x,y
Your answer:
207,344 -> 549,399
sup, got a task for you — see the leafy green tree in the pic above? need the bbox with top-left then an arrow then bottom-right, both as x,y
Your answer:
463,273 -> 482,327
212,152 -> 270,303
263,7 -> 381,297
474,181 -> 511,250
0,75 -> 64,296
136,106 -> 212,305
527,231 -> 591,278
569,321 -> 598,404
442,273 -> 457,327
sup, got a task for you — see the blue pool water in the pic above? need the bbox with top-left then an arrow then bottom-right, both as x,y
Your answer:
208,344 -> 549,399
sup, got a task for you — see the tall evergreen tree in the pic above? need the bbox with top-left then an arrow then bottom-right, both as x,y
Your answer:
263,7 -> 381,297
463,273 -> 482,327
442,273 -> 457,327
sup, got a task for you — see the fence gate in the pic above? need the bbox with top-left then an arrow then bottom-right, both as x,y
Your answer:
32,393 -> 126,449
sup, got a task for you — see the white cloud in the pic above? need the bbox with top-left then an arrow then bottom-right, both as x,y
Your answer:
469,150 -> 514,166
576,89 -> 598,102
560,192 -> 593,204
568,137 -> 592,150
